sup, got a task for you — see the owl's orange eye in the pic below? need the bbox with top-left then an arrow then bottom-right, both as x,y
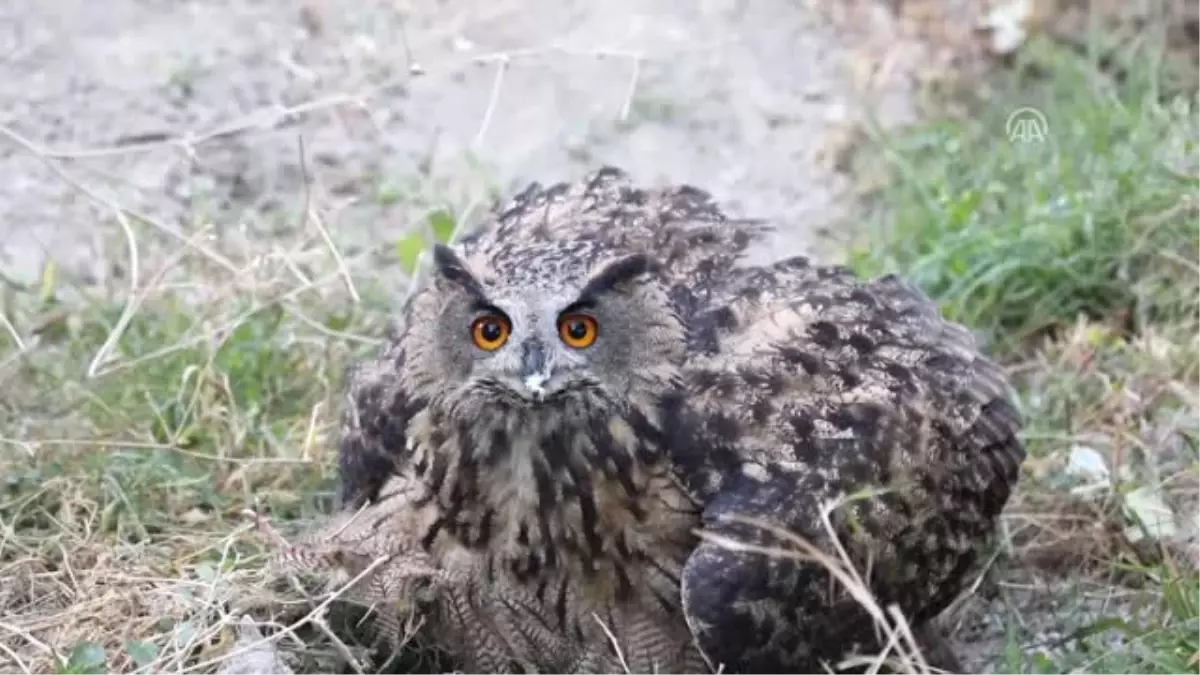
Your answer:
558,314 -> 598,349
471,314 -> 511,351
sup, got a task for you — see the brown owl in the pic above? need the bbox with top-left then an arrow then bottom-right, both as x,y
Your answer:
282,167 -> 1024,674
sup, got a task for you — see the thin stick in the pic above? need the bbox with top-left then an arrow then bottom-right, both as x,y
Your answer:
184,555 -> 388,673
84,263 -> 358,379
307,210 -> 359,304
699,496 -> 931,673
0,312 -> 25,351
85,222 -> 204,379
0,125 -> 239,273
0,637 -> 31,674
618,57 -> 642,121
293,134 -> 357,302
0,620 -> 55,660
313,611 -> 366,674
397,15 -> 423,76
85,209 -> 140,377
473,56 -> 509,150
20,95 -> 362,160
591,613 -> 632,674
283,304 -> 382,345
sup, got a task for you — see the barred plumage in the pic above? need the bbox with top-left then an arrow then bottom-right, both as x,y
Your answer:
278,166 -> 1025,673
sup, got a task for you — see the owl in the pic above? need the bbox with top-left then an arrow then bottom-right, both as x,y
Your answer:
286,167 -> 1025,674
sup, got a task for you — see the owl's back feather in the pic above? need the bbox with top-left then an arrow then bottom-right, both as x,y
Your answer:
664,254 -> 1023,670
456,166 -> 768,288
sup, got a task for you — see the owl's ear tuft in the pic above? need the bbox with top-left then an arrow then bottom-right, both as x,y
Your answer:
577,253 -> 662,301
431,244 -> 487,299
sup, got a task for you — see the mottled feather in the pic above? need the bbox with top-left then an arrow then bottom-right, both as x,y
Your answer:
282,167 -> 1024,674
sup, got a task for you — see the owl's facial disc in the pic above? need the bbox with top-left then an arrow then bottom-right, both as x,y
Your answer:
428,244 -> 672,408
491,312 -> 599,404
461,301 -> 590,403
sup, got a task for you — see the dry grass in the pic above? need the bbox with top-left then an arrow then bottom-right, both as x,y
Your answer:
849,26 -> 1199,674
1,8 -> 1197,675
0,24 -> 665,670
0,141 -> 406,671
0,20 -> 672,672
1,142 -> 956,673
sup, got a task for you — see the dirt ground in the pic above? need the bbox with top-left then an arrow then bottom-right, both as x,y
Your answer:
0,0 -> 994,289
1,0 -> 1113,672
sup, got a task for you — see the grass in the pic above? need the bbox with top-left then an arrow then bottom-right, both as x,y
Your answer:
849,38 -> 1197,355
0,17 -> 1196,675
848,31 -> 1198,675
0,217 -> 417,671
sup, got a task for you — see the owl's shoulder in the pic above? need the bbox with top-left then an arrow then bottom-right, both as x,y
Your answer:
671,257 -> 1023,495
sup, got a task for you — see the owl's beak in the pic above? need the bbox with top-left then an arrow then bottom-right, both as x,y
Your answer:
519,338 -> 551,402
523,372 -> 549,401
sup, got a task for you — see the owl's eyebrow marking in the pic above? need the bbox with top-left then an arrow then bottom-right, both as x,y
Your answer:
558,298 -> 598,316
574,253 -> 658,305
471,301 -> 508,317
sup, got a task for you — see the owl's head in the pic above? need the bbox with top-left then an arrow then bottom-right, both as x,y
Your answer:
399,242 -> 687,417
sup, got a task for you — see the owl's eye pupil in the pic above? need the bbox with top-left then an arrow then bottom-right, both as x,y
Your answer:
481,321 -> 503,342
566,320 -> 588,340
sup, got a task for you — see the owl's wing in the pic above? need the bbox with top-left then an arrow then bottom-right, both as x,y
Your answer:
336,340 -> 419,507
670,257 -> 1024,672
